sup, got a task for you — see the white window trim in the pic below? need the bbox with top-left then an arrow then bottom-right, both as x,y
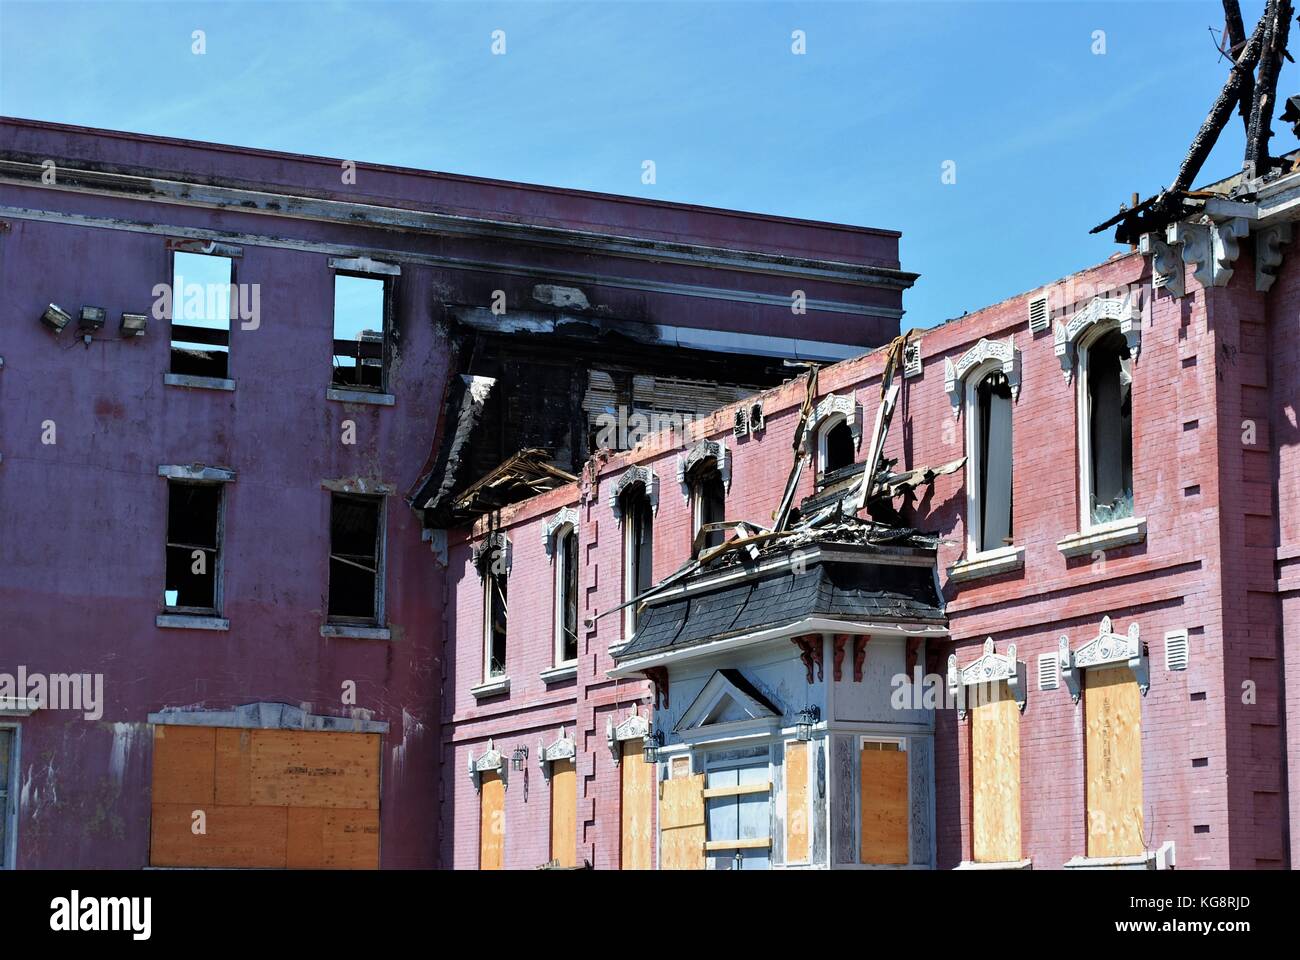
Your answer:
478,532 -> 511,683
552,522 -> 579,669
0,723 -> 20,869
961,359 -> 1016,563
1073,322 -> 1137,535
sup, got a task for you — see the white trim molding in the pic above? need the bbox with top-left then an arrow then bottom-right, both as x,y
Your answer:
1056,516 -> 1146,558
148,701 -> 388,733
944,336 -> 1020,417
473,530 -> 512,576
947,545 -> 1024,583
606,710 -> 651,764
1054,295 -> 1141,381
1059,616 -> 1149,704
676,439 -> 731,500
542,507 -> 579,559
1256,222 -> 1293,292
1139,232 -> 1185,298
468,739 -> 507,792
538,728 -> 577,780
804,392 -> 862,455
1167,217 -> 1248,291
947,637 -> 1027,720
609,465 -> 659,521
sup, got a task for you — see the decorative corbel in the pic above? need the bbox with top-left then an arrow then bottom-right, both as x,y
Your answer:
832,634 -> 847,682
1169,218 -> 1247,289
906,638 -> 924,679
1058,635 -> 1080,704
1140,232 -> 1184,299
643,666 -> 670,709
853,635 -> 869,682
791,634 -> 823,683
1210,217 -> 1249,286
1256,222 -> 1293,292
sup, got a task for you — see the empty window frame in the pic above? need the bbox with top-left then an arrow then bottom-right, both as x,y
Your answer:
688,459 -> 726,556
0,727 -> 15,869
554,525 -> 579,666
164,481 -> 224,614
169,251 -> 233,379
621,486 -> 654,640
1078,328 -> 1134,527
332,273 -> 392,391
328,493 -> 385,624
483,554 -> 509,680
820,418 -> 856,477
966,367 -> 1014,554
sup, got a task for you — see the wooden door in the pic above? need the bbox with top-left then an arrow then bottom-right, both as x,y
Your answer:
971,681 -> 1021,862
1085,666 -> 1143,857
480,771 -> 505,870
549,759 -> 576,867
620,741 -> 654,869
660,773 -> 706,869
859,742 -> 908,864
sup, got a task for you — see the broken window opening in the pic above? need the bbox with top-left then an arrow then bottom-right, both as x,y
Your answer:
1083,328 -> 1134,527
331,273 -> 391,391
973,369 -> 1014,553
621,486 -> 654,640
169,251 -> 232,379
821,418 -> 856,476
164,480 -> 223,613
688,459 -> 726,556
328,493 -> 384,624
554,525 -> 579,665
484,561 -> 509,679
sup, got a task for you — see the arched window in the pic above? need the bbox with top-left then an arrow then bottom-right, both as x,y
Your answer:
688,459 -> 726,555
477,535 -> 510,681
1079,327 -> 1133,527
968,367 -> 1013,553
822,418 -> 856,475
554,525 -> 579,666
620,485 -> 654,640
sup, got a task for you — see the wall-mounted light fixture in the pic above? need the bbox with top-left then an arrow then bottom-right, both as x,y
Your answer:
796,706 -> 821,742
41,304 -> 71,334
120,312 -> 148,337
642,729 -> 664,765
510,744 -> 529,771
79,306 -> 106,345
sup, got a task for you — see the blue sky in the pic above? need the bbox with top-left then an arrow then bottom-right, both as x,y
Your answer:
1,1 -> 1291,328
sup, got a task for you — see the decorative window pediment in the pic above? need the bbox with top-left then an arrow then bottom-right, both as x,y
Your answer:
1059,616 -> 1148,704
473,531 -> 511,577
947,638 -> 1026,719
542,507 -> 579,559
467,738 -> 508,792
674,669 -> 781,733
609,466 -> 659,521
537,727 -> 577,780
805,393 -> 861,449
944,336 -> 1020,417
1054,296 -> 1141,380
606,709 -> 651,764
676,439 -> 730,500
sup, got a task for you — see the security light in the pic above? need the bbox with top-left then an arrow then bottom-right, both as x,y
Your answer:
120,312 -> 148,337
41,303 -> 71,334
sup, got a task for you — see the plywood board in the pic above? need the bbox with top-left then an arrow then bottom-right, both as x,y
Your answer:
149,802 -> 287,868
660,773 -> 705,870
785,740 -> 810,864
620,740 -> 654,869
214,727 -> 253,806
151,726 -> 215,805
1085,666 -> 1144,858
971,681 -> 1021,863
549,759 -> 577,868
286,807 -> 380,869
670,756 -> 690,780
249,730 -> 380,809
480,771 -> 504,870
859,747 -> 909,864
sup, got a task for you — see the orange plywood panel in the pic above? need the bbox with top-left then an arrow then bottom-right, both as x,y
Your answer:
286,807 -> 380,869
971,682 -> 1021,863
249,730 -> 380,809
785,741 -> 810,864
1086,667 -> 1144,858
859,747 -> 909,865
660,773 -> 705,870
151,726 -> 216,806
480,771 -> 505,870
214,727 -> 253,806
549,759 -> 577,868
620,741 -> 654,869
149,802 -> 287,868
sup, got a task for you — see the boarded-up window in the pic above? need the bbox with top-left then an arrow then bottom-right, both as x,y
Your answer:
971,681 -> 1021,862
704,760 -> 770,869
973,371 -> 1013,552
165,481 -> 222,614
149,726 -> 380,869
859,739 -> 908,865
169,251 -> 232,379
620,741 -> 654,869
480,770 -> 505,870
660,773 -> 706,870
331,273 -> 389,391
549,759 -> 576,867
785,740 -> 810,864
1085,666 -> 1143,857
329,493 -> 384,624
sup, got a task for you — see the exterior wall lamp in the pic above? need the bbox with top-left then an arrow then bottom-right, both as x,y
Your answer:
643,730 -> 664,765
796,706 -> 821,742
510,745 -> 529,771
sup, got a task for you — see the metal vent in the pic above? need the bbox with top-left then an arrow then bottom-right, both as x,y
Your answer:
1028,295 -> 1049,333
1165,630 -> 1190,671
1037,653 -> 1059,690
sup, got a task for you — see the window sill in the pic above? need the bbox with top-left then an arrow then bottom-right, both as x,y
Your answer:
948,545 -> 1024,583
1057,516 -> 1147,558
165,373 -> 235,392
157,613 -> 229,631
326,387 -> 395,406
470,676 -> 511,699
540,664 -> 578,684
1063,851 -> 1159,870
954,858 -> 1033,870
320,623 -> 391,641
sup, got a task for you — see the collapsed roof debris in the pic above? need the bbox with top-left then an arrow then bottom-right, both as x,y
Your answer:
442,448 -> 577,522
1093,0 -> 1295,244
605,331 -> 957,636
